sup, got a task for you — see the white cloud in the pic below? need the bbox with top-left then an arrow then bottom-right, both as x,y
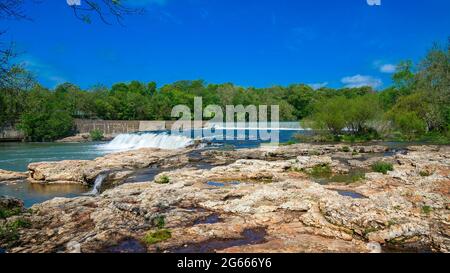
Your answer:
341,74 -> 382,89
380,64 -> 397,73
308,82 -> 328,90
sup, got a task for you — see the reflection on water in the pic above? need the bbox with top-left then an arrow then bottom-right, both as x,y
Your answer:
335,190 -> 367,199
0,182 -> 88,208
193,214 -> 221,225
168,228 -> 267,253
206,181 -> 241,187
0,133 -> 421,210
104,239 -> 147,253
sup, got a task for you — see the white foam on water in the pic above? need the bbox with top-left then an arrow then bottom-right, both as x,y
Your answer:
99,133 -> 194,151
85,174 -> 107,196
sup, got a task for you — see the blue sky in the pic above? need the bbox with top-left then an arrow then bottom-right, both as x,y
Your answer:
1,0 -> 449,89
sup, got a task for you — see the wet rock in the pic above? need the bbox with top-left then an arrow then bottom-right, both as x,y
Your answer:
2,144 -> 448,253
204,143 -> 389,163
0,170 -> 28,183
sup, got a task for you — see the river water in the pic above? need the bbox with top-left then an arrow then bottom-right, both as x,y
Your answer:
0,129 -> 305,207
0,142 -> 109,172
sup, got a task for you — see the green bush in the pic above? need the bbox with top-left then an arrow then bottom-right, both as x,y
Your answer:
281,140 -> 297,146
90,129 -> 104,141
331,171 -> 366,184
155,175 -> 170,184
372,161 -> 394,174
419,170 -> 432,177
152,215 -> 166,229
308,164 -> 332,178
143,229 -> 172,245
0,219 -> 31,248
308,97 -> 347,135
308,94 -> 382,138
390,111 -> 427,141
0,207 -> 23,220
421,206 -> 432,214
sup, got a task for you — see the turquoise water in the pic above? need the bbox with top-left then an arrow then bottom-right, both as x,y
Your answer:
0,130 -> 305,172
0,142 -> 107,207
0,142 -> 108,172
0,130 -> 303,207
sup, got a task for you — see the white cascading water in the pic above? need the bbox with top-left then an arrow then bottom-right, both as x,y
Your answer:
100,133 -> 194,151
85,174 -> 107,196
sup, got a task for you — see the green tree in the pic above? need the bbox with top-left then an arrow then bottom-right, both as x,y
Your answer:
18,86 -> 74,141
391,111 -> 427,140
287,84 -> 314,119
345,94 -> 381,135
308,96 -> 347,135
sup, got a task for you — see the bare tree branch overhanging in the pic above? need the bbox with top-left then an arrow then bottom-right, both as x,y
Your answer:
0,0 -> 144,88
0,0 -> 29,20
0,0 -> 144,23
70,0 -> 145,25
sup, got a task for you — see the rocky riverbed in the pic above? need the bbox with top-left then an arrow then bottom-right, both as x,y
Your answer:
0,144 -> 449,253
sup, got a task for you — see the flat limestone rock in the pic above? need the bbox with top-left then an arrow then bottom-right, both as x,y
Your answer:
0,169 -> 28,183
2,144 -> 448,253
27,148 -> 190,185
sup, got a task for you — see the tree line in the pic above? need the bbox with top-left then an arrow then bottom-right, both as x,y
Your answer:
0,41 -> 448,142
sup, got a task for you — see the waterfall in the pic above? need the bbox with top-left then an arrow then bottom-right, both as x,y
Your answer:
99,133 -> 194,151
85,174 -> 107,196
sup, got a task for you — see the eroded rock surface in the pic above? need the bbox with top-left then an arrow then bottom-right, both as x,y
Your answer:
1,144 -> 448,253
0,170 -> 28,184
27,148 -> 190,185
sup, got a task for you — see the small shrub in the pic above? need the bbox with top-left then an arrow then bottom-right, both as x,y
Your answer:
90,129 -> 104,141
0,208 -> 23,219
289,167 -> 303,173
341,146 -> 351,153
281,140 -> 297,146
421,206 -> 432,214
308,150 -> 321,156
419,170 -> 432,177
152,215 -> 166,229
341,135 -> 356,143
372,161 -> 394,174
363,227 -> 379,236
308,164 -> 332,178
387,219 -> 398,227
0,219 -> 31,248
155,175 -> 170,184
143,229 -> 172,245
